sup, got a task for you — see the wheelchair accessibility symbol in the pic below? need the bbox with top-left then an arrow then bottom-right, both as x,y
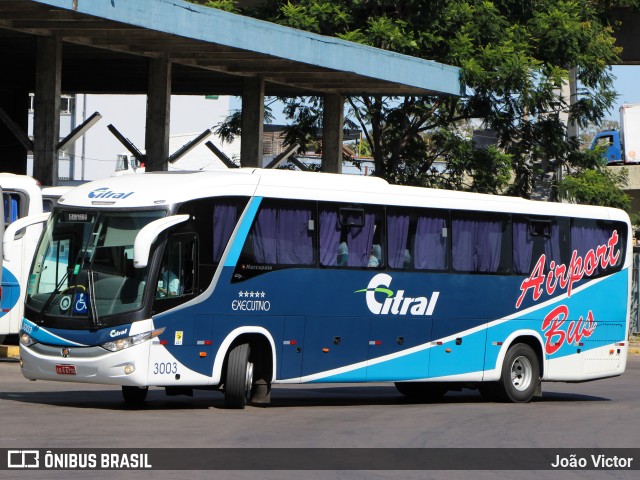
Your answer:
73,292 -> 89,314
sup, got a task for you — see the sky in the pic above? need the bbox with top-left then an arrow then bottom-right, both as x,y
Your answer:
607,66 -> 640,121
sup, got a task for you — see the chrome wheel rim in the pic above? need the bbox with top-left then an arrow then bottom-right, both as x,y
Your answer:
510,355 -> 533,392
245,362 -> 254,401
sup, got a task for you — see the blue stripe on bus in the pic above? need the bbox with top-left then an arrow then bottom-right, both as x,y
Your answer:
0,266 -> 21,318
21,319 -> 137,347
22,319 -> 89,347
224,196 -> 262,268
305,271 -> 628,383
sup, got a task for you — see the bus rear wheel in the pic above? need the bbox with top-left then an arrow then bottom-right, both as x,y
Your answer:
224,343 -> 253,409
122,386 -> 148,404
496,343 -> 540,403
394,382 -> 448,402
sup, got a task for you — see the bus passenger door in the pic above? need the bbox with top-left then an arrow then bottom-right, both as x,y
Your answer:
429,318 -> 487,381
301,317 -> 369,382
367,316 -> 432,381
278,316 -> 305,381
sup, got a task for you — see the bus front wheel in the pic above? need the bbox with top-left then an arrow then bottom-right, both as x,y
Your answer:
497,343 -> 540,403
224,343 -> 253,409
122,386 -> 148,404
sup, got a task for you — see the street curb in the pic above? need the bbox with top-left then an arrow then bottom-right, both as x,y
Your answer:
0,345 -> 19,359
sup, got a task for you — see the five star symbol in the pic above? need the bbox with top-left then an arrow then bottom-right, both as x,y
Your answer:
238,291 -> 267,298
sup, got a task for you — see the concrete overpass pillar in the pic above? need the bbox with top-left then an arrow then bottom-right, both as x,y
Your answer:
322,93 -> 344,174
240,76 -> 264,168
33,35 -> 61,186
145,54 -> 171,172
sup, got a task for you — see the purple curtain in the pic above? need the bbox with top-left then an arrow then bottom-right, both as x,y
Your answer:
544,223 -> 561,267
571,223 -> 612,274
387,213 -> 410,268
319,209 -> 341,266
347,212 -> 376,267
452,218 -> 477,271
453,218 -> 502,272
277,207 -> 313,265
414,216 -> 447,270
571,224 -> 610,257
252,207 -> 278,263
513,221 -> 533,274
213,203 -> 238,262
477,220 -> 502,272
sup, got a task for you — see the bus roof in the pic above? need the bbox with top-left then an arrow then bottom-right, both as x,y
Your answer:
0,173 -> 41,193
57,169 -> 628,222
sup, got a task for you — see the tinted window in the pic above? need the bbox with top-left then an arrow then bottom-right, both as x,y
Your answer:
387,208 -> 448,271
513,217 -> 568,274
319,203 -> 383,268
240,200 -> 315,266
452,213 -> 509,273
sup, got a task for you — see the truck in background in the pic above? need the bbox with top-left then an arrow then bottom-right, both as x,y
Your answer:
590,104 -> 640,165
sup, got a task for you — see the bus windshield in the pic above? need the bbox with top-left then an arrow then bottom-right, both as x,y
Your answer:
26,209 -> 166,325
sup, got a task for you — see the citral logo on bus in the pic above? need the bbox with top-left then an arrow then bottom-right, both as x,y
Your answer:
356,273 -> 439,316
88,188 -> 134,200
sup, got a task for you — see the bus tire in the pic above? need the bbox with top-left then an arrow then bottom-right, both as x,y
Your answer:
122,386 -> 148,404
497,343 -> 540,403
224,343 -> 253,409
394,382 -> 448,402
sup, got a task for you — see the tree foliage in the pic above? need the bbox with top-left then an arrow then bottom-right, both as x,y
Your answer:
559,163 -> 632,211
187,0 -> 635,211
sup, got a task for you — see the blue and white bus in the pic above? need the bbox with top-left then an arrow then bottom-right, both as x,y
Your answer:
17,169 -> 631,408
1,174 -> 47,343
1,175 -> 71,344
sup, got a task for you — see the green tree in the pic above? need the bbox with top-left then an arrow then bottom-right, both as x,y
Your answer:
559,163 -> 632,211
188,0 -> 635,209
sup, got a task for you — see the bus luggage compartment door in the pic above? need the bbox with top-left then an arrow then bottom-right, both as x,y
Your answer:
301,317 -> 369,382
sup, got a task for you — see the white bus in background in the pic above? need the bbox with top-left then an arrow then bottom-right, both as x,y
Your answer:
0,173 -> 71,343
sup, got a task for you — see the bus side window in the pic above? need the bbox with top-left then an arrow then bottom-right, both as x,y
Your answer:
234,200 -> 315,281
3,192 -> 21,224
240,201 -> 315,266
213,201 -> 241,264
571,219 -> 626,275
387,208 -> 447,271
156,235 -> 196,299
320,204 -> 383,268
43,199 -> 54,213
452,213 -> 509,273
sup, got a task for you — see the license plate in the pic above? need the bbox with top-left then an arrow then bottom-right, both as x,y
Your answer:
55,364 -> 77,375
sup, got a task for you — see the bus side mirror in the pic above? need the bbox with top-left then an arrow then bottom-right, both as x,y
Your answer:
133,215 -> 189,268
2,212 -> 50,262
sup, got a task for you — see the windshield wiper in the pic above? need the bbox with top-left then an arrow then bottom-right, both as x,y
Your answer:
87,269 -> 101,327
41,268 -> 71,315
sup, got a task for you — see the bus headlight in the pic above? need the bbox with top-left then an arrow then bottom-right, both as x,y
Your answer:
20,332 -> 37,347
100,327 -> 165,352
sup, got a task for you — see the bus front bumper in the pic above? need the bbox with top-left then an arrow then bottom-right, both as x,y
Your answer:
20,341 -> 150,387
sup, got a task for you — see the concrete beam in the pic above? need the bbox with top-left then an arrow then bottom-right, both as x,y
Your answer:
321,93 -> 344,174
240,76 -> 264,168
33,35 -> 61,185
609,165 -> 640,214
0,94 -> 32,173
609,8 -> 640,64
144,54 -> 171,171
616,165 -> 640,191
